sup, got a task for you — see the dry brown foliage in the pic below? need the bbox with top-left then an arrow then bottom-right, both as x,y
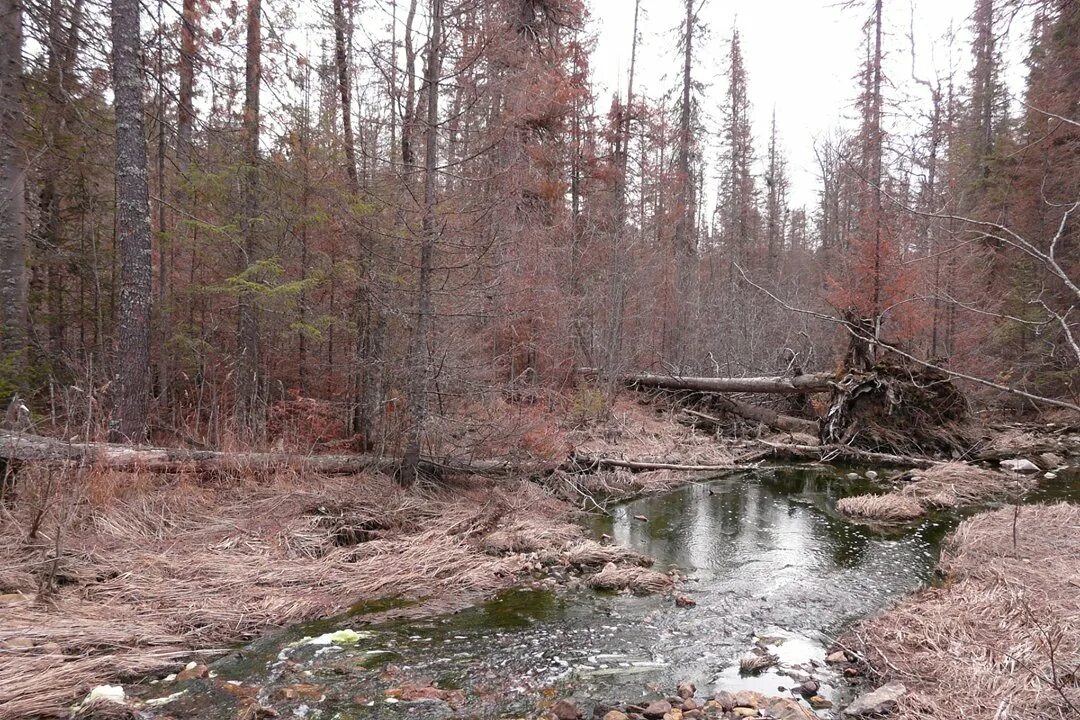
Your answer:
836,493 -> 926,522
0,467 -> 584,718
570,397 -> 736,467
587,562 -> 674,594
837,462 -> 1028,523
848,503 -> 1080,720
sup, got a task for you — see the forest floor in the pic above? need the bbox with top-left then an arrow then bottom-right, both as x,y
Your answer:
844,503 -> 1080,720
0,398 -> 718,719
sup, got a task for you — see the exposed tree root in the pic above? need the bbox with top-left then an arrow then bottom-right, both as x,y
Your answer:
822,359 -> 974,457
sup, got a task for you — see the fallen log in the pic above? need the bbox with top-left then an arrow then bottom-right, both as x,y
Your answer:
684,401 -> 818,436
0,430 -> 518,476
755,440 -> 938,469
577,368 -> 834,395
570,452 -> 739,473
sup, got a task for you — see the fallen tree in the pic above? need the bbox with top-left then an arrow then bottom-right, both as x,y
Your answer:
684,403 -> 818,436
753,440 -> 938,469
0,429 -> 518,477
577,368 -> 834,395
569,452 -> 739,473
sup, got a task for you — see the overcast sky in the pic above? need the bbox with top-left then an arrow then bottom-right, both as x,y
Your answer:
584,0 -> 1031,207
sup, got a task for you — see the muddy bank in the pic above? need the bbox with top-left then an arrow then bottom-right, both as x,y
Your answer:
843,502 -> 1080,719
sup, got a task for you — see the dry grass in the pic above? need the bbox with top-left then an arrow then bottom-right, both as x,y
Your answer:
0,467 -> 587,719
848,503 -> 1080,720
837,462 -> 1028,523
562,539 -> 653,569
837,493 -> 926,522
570,397 -> 736,468
587,562 -> 674,594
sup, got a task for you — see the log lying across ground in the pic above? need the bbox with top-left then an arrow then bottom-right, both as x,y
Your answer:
570,452 -> 740,473
0,430 -> 518,476
685,403 -> 818,436
0,431 -> 744,479
754,439 -> 938,469
578,368 -> 835,395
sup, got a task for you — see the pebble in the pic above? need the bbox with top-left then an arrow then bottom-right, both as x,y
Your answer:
713,692 -> 735,712
551,699 -> 581,720
642,700 -> 671,719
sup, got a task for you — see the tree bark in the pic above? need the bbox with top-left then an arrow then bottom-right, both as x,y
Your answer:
110,0 -> 153,441
580,368 -> 834,394
0,429 -> 518,476
753,440 -> 938,469
401,0 -> 442,482
0,0 -> 28,362
571,453 -> 738,473
235,0 -> 263,435
684,403 -> 818,436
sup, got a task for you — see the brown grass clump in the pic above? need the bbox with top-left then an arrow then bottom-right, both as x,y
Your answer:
562,539 -> 653,569
837,462 -> 1027,523
739,651 -> 779,674
848,503 -> 1080,720
837,493 -> 926,522
587,562 -> 673,594
0,468 -> 587,719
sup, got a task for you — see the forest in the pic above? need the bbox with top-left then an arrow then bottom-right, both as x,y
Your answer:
0,0 -> 1078,718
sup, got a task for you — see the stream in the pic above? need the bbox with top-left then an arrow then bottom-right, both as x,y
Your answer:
138,466 -> 1077,720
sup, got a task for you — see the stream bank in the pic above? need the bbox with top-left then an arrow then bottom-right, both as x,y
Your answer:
116,466 -> 1006,720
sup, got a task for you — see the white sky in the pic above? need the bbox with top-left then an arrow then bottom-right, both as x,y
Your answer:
585,0 -> 1031,207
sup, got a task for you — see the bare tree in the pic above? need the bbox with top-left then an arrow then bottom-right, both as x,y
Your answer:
401,0 -> 442,482
0,0 -> 28,363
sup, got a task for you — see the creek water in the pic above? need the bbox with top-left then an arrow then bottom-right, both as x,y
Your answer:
140,466 -> 1076,720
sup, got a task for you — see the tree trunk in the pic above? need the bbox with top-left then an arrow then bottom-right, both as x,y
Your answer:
110,0 -> 153,441
0,429 -> 519,476
604,0 -> 639,398
235,0 -> 263,436
684,401 -> 818,436
401,0 -> 442,482
582,368 -> 834,394
0,0 -> 28,363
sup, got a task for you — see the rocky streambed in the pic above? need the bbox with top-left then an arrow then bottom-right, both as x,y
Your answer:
111,466 -> 1075,720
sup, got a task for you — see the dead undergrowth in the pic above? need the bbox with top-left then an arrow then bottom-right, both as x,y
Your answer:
569,397 -> 736,467
836,462 -> 1030,523
0,467 -> 597,719
847,503 -> 1080,720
